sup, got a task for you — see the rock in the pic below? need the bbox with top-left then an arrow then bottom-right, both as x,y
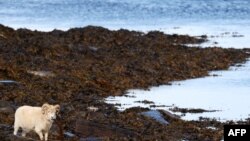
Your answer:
64,131 -> 75,138
0,33 -> 7,39
0,107 -> 14,114
160,110 -> 181,120
27,71 -> 55,77
141,110 -> 169,125
79,137 -> 103,141
75,120 -> 136,138
0,123 -> 12,133
9,135 -> 36,141
0,101 -> 14,114
135,100 -> 154,104
0,123 -> 11,128
89,46 -> 98,52
79,111 -> 87,118
0,80 -> 16,83
87,106 -> 99,112
169,107 -> 218,114
0,100 -> 12,107
0,80 -> 18,86
60,103 -> 75,113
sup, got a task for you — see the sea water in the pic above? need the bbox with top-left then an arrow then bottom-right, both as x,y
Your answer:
1,0 -> 250,48
107,59 -> 250,121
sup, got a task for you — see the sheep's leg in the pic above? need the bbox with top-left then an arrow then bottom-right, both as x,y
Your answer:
21,129 -> 28,137
35,129 -> 44,140
44,132 -> 48,141
37,132 -> 43,141
13,124 -> 19,135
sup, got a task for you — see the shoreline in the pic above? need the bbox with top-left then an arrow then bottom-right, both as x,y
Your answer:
106,58 -> 250,122
0,24 -> 250,140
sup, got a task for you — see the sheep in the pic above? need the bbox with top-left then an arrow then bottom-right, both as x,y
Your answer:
13,103 -> 60,141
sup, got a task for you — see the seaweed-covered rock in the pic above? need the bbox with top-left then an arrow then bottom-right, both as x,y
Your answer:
0,24 -> 249,140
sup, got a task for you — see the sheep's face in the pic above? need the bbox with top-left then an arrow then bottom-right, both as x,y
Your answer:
42,103 -> 60,121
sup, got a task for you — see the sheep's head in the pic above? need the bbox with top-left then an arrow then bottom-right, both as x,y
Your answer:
42,103 -> 60,121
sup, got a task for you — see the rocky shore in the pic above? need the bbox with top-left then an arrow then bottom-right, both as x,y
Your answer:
0,24 -> 249,140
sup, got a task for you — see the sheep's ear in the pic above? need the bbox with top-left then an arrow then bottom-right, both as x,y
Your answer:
42,103 -> 49,114
55,104 -> 60,114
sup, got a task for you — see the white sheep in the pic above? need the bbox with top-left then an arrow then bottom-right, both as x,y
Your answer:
13,103 -> 60,141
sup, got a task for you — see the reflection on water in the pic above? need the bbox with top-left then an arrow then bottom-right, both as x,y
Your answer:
106,59 -> 250,121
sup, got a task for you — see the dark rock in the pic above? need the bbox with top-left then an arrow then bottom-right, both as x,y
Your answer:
135,100 -> 154,104
160,110 -> 181,120
0,101 -> 14,114
64,131 -> 75,138
75,120 -> 136,138
0,107 -> 14,114
79,137 -> 103,141
0,80 -> 19,86
169,107 -> 218,114
9,135 -> 37,141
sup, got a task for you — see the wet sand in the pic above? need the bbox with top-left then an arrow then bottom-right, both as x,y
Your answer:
0,24 -> 249,140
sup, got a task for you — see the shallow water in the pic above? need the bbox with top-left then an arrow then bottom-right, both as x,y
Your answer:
106,59 -> 250,121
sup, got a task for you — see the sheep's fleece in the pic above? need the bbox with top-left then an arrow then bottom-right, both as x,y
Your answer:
13,103 -> 60,141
